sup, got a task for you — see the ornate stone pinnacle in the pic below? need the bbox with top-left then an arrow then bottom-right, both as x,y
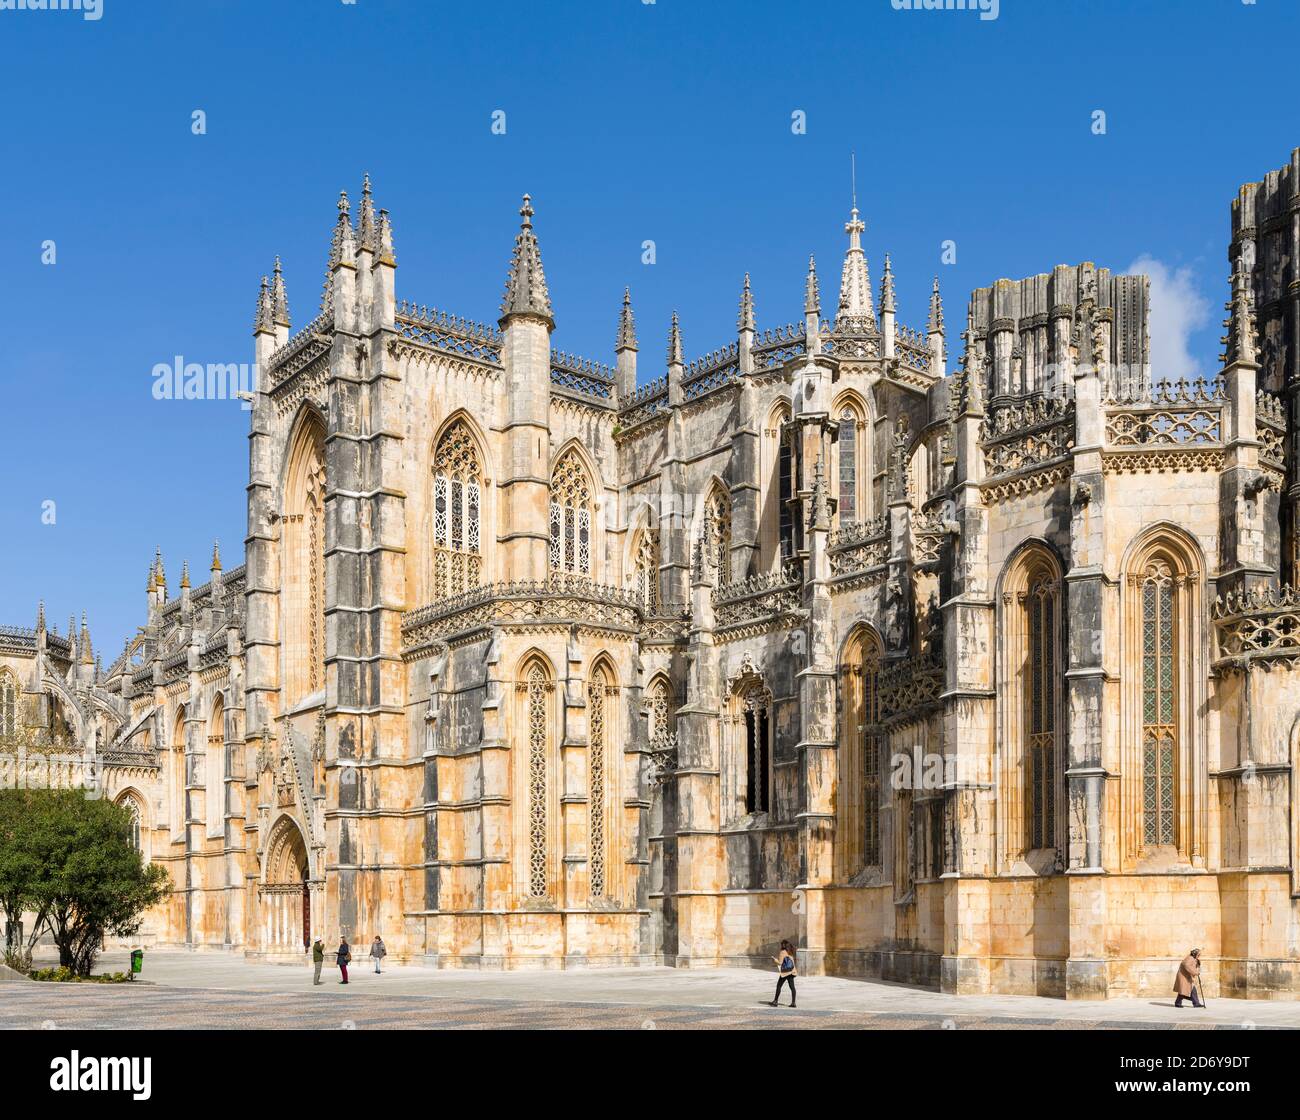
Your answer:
837,203 -> 875,330
180,561 -> 190,590
500,193 -> 554,325
36,599 -> 45,632
738,273 -> 755,332
616,287 -> 638,352
254,275 -> 275,335
154,547 -> 165,587
271,257 -> 290,328
928,276 -> 945,334
211,539 -> 222,572
880,254 -> 896,314
358,173 -> 377,252
805,255 -> 820,315
810,455 -> 831,532
666,311 -> 683,367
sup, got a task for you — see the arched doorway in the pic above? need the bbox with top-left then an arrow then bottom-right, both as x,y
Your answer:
262,816 -> 310,953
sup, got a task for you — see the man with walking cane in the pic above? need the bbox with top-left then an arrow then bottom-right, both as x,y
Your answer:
1173,948 -> 1205,1008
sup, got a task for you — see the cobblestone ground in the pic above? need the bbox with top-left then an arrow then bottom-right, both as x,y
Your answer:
5,951 -> 1294,1030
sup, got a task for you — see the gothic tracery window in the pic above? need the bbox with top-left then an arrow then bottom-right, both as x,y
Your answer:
118,794 -> 143,854
283,411 -> 327,705
646,676 -> 674,742
550,450 -> 592,576
1025,572 -> 1059,851
706,485 -> 732,585
0,671 -> 16,739
433,420 -> 484,597
524,661 -> 551,897
632,527 -> 660,612
739,683 -> 773,816
841,630 -> 883,873
1141,559 -> 1178,848
587,665 -> 615,900
837,408 -> 859,525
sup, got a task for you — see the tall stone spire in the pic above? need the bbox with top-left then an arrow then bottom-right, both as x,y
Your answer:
927,276 -> 946,376
880,253 -> 896,359
500,193 -> 554,327
1222,252 -> 1258,367
666,310 -> 683,368
615,288 -> 638,403
616,287 -> 638,352
837,204 -> 876,332
210,539 -> 222,573
80,612 -> 93,665
804,255 -> 821,316
357,172 -> 377,253
253,275 -> 275,335
322,189 -> 355,313
879,254 -> 896,314
271,257 -> 290,328
667,312 -> 684,407
928,276 -> 945,334
36,599 -> 45,633
738,273 -> 755,332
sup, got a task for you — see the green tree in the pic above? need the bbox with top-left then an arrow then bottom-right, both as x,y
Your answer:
0,789 -> 51,967
5,789 -> 170,976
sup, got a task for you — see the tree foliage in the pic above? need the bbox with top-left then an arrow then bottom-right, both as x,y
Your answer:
0,789 -> 170,976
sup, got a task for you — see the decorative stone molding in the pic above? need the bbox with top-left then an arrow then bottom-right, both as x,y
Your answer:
1213,584 -> 1300,667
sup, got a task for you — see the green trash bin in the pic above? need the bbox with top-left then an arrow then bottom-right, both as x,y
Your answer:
130,949 -> 143,979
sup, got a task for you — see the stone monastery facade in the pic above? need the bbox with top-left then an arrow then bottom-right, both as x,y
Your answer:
4,149 -> 1300,999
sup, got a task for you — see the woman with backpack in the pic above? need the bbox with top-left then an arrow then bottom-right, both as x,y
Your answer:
769,939 -> 797,1008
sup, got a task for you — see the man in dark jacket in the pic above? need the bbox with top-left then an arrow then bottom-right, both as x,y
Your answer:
337,937 -> 352,984
311,938 -> 325,985
370,935 -> 387,974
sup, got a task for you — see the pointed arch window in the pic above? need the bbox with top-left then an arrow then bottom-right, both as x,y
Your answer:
524,661 -> 552,897
740,684 -> 773,816
646,675 -> 674,742
283,412 -> 327,705
840,631 -> 883,873
632,528 -> 660,611
1025,573 -> 1059,851
587,664 -> 616,900
550,451 -> 592,576
837,408 -> 859,525
118,794 -> 143,854
706,486 -> 733,585
0,672 -> 16,739
433,420 -> 484,597
1141,560 -> 1177,848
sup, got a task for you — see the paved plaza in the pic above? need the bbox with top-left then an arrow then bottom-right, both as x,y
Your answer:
3,950 -> 1296,1030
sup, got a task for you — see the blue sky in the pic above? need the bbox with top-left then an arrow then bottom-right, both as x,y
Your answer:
1,0 -> 1296,657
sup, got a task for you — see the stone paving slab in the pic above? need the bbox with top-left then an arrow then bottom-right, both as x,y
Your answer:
9,950 -> 1292,1029
0,984 -> 1234,1031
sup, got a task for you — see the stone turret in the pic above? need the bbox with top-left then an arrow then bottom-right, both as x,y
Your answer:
498,194 -> 556,582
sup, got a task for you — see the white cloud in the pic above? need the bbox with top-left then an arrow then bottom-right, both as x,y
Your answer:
1124,256 -> 1211,380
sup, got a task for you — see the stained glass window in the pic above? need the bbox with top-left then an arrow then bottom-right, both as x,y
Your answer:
838,410 -> 858,524
1026,574 -> 1058,850
1141,560 -> 1177,847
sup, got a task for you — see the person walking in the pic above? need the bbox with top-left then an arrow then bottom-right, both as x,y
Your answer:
1173,948 -> 1204,1008
337,936 -> 352,985
769,939 -> 798,1008
370,935 -> 387,975
311,938 -> 325,986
